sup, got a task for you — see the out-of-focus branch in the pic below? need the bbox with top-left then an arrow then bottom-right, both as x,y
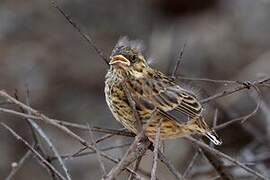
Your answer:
150,126 -> 161,180
171,42 -> 186,80
49,143 -> 131,161
25,89 -> 72,180
50,0 -> 109,65
185,136 -> 268,180
215,85 -> 262,130
201,77 -> 269,104
104,133 -> 150,180
5,150 -> 32,180
128,156 -> 143,180
87,124 -> 107,177
177,76 -> 238,84
0,90 -> 142,179
1,123 -> 67,180
0,106 -> 134,137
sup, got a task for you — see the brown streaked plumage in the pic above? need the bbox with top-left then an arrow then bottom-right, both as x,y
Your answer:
105,37 -> 222,145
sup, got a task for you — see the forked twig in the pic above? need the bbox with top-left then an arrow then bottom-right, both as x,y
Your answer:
201,77 -> 269,104
1,123 -> 67,180
104,133 -> 150,180
0,106 -> 134,137
185,136 -> 267,180
0,90 -> 142,179
156,149 -> 185,180
49,143 -> 131,161
87,124 -> 106,177
25,89 -> 72,180
128,156 -> 143,180
215,85 -> 262,130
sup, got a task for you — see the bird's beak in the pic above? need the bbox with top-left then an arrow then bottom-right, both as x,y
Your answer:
109,55 -> 130,66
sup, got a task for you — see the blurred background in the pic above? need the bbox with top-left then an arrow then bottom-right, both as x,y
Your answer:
0,0 -> 270,179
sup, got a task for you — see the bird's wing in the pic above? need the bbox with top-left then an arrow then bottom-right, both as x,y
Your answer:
125,70 -> 203,119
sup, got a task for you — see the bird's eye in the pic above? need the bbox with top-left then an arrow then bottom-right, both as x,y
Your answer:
130,55 -> 136,63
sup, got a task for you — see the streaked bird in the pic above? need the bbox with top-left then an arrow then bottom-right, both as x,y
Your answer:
105,37 -> 222,145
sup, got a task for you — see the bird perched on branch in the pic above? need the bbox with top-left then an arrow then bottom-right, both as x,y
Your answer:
105,37 -> 222,145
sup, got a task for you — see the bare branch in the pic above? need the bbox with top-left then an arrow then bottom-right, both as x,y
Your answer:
5,150 -> 32,180
148,144 -> 185,180
1,123 -> 67,180
177,76 -> 238,84
215,85 -> 262,130
128,156 -> 143,180
184,136 -> 268,180
49,143 -> 131,161
25,89 -> 72,180
104,133 -> 150,180
201,77 -> 269,104
151,126 -> 160,180
0,106 -> 134,137
122,81 -> 142,132
50,0 -> 109,65
0,90 -> 142,179
199,147 -> 234,180
171,42 -> 187,80
183,151 -> 200,179
87,124 -> 106,177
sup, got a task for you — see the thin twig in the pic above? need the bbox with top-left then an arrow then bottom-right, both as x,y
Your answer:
171,42 -> 187,80
14,90 -> 40,146
1,123 -> 67,180
0,90 -> 142,179
199,147 -> 234,180
177,77 -> 238,84
156,149 -> 185,180
49,142 -> 131,161
128,156 -> 143,180
95,128 -> 126,144
201,77 -> 269,104
184,136 -> 268,180
151,126 -> 161,180
183,151 -> 200,179
96,134 -> 114,144
104,133 -> 150,180
0,106 -> 134,137
87,124 -> 106,177
25,89 -> 72,180
215,86 -> 262,130
5,150 -> 32,180
50,0 -> 109,65
122,81 -> 142,132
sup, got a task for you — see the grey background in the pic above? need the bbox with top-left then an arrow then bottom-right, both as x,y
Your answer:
0,0 -> 270,179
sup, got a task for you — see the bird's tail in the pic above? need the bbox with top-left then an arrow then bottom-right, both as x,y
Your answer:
188,117 -> 222,145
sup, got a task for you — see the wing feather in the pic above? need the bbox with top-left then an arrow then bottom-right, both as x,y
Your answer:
125,69 -> 203,119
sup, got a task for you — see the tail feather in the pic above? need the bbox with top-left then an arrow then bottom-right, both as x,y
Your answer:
205,131 -> 222,145
189,117 -> 222,145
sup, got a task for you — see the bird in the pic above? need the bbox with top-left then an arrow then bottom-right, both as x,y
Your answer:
105,37 -> 222,145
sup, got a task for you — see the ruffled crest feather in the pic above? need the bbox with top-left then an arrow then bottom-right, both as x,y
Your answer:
114,36 -> 145,53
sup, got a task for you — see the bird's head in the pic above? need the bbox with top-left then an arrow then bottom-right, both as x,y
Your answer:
109,37 -> 148,74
